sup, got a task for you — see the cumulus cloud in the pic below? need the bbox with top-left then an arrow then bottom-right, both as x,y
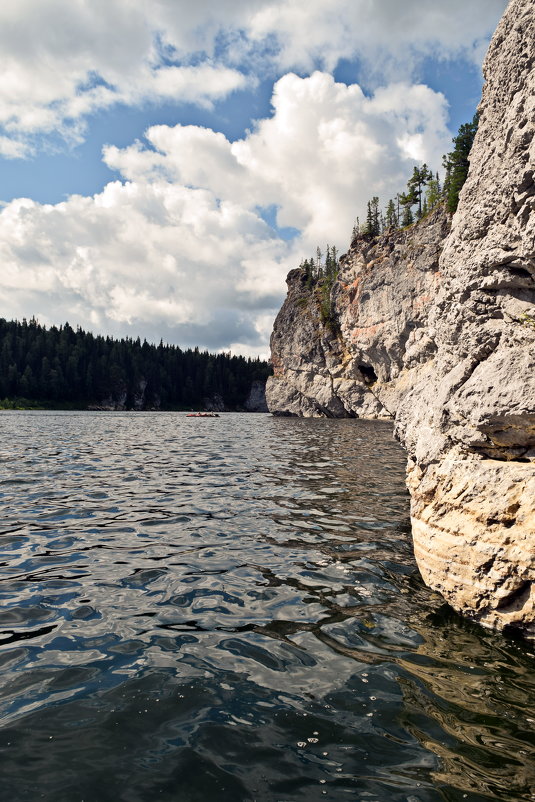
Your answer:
0,73 -> 452,354
0,0 -> 508,352
0,0 -> 506,151
0,2 -> 250,147
105,72 -> 449,249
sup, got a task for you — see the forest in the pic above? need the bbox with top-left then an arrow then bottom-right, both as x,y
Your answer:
0,318 -> 271,410
355,114 -> 479,238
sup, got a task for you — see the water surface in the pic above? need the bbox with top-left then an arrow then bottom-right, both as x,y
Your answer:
0,412 -> 533,801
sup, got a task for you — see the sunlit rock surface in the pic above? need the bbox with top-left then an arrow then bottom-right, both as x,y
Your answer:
397,0 -> 535,635
267,0 -> 535,636
267,206 -> 451,418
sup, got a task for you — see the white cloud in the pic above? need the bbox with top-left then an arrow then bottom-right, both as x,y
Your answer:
0,2 -> 249,145
0,136 -> 30,159
0,0 -> 508,353
108,72 -> 449,248
0,73 -> 452,354
246,0 -> 507,74
0,0 -> 506,150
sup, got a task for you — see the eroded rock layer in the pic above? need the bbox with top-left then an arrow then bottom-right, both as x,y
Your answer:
267,206 -> 451,419
266,0 -> 535,636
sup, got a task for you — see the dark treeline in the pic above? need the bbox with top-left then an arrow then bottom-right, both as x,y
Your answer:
0,318 -> 271,409
355,114 -> 479,239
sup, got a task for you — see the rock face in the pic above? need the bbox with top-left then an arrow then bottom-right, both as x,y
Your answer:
266,0 -> 535,637
398,0 -> 535,636
89,379 -> 161,411
203,381 -> 268,412
244,379 -> 269,412
203,393 -> 226,412
267,206 -> 451,418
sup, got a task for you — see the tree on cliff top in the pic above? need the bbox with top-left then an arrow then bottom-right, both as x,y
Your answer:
407,164 -> 433,218
365,197 -> 380,237
443,113 -> 479,213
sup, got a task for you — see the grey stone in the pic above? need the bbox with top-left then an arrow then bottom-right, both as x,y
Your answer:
266,0 -> 535,637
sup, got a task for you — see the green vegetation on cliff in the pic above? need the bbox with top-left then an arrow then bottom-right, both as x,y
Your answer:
355,114 -> 479,238
442,114 -> 479,213
298,245 -> 340,328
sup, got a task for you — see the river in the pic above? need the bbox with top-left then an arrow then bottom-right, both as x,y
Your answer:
0,411 -> 533,801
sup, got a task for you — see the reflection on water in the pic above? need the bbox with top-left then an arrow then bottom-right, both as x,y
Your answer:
0,411 -> 533,802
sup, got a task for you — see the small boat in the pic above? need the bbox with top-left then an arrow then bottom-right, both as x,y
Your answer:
186,412 -> 220,417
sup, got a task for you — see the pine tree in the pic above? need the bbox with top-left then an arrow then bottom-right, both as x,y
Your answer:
442,113 -> 479,213
402,204 -> 414,227
0,317 -> 272,409
364,197 -> 380,237
316,246 -> 323,278
424,176 -> 441,212
365,201 -> 373,236
371,196 -> 380,236
398,191 -> 416,227
326,245 -> 338,277
407,164 -> 433,218
385,199 -> 397,229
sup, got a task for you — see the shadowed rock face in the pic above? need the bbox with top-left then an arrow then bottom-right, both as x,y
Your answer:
244,380 -> 269,412
267,0 -> 535,636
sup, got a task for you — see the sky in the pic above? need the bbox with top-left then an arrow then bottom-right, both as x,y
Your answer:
0,0 -> 508,358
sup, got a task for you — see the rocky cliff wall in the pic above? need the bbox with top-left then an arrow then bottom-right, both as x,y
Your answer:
266,0 -> 535,637
244,379 -> 269,412
397,0 -> 535,636
267,206 -> 451,418
90,379 -> 267,412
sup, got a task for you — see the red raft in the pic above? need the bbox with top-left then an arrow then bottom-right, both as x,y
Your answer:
186,412 -> 220,417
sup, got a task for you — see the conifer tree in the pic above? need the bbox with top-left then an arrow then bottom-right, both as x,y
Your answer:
316,246 -> 323,277
365,200 -> 373,236
401,204 -> 414,227
364,197 -> 380,237
371,196 -> 380,236
407,164 -> 433,218
398,190 -> 416,227
385,199 -> 397,229
442,113 -> 479,213
424,176 -> 441,212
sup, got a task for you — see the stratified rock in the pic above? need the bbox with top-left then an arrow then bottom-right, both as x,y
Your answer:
266,0 -> 535,636
267,206 -> 451,418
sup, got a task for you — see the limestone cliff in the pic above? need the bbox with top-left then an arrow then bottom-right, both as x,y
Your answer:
268,206 -> 451,419
266,0 -> 535,637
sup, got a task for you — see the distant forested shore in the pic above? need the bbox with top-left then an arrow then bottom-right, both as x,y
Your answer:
0,318 -> 271,411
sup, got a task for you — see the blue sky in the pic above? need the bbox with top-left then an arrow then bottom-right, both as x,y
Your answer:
0,0 -> 507,356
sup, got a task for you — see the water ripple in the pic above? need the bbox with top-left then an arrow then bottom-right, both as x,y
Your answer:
0,411 -> 533,802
